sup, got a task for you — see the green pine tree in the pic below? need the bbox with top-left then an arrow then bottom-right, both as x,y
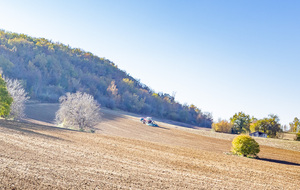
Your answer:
0,74 -> 13,117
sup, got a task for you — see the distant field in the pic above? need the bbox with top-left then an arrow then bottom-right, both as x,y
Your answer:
24,103 -> 300,152
283,133 -> 297,140
0,104 -> 298,189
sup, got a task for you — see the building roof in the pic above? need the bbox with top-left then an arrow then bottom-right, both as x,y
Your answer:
250,131 -> 266,135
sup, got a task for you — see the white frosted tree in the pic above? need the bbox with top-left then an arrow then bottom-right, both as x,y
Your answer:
4,77 -> 29,120
55,92 -> 101,130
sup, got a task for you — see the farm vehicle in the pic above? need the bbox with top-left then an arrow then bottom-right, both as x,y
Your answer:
140,117 -> 158,127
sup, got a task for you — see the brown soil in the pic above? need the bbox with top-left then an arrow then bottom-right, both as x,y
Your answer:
0,104 -> 299,189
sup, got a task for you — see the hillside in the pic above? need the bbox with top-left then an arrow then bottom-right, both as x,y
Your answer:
1,105 -> 299,189
0,29 -> 211,127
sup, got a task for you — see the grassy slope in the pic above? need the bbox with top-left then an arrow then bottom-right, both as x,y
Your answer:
0,104 -> 299,189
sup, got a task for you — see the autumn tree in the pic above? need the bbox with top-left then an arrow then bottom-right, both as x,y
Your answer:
55,92 -> 101,131
268,114 -> 282,137
4,77 -> 29,120
106,80 -> 120,109
289,117 -> 299,132
230,112 -> 251,134
212,120 -> 233,133
0,74 -> 13,118
250,115 -> 281,138
107,80 -> 118,97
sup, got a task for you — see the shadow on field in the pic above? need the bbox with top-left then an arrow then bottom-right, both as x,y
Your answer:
0,120 -> 69,141
149,125 -> 170,130
25,103 -> 60,124
100,110 -> 127,122
258,158 -> 300,166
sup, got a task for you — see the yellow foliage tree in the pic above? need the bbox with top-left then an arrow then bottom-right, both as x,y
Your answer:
289,117 -> 299,132
212,120 -> 233,133
122,78 -> 134,86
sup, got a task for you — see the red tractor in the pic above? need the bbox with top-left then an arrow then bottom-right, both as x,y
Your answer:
140,117 -> 158,127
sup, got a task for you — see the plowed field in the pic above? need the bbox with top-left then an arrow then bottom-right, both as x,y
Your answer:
0,104 -> 299,189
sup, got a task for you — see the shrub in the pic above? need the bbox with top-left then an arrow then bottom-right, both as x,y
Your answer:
296,133 -> 300,141
90,129 -> 95,133
231,135 -> 260,157
212,120 -> 233,133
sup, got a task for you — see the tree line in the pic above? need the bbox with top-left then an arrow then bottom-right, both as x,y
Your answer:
0,30 -> 212,127
213,112 -> 282,138
213,111 -> 300,139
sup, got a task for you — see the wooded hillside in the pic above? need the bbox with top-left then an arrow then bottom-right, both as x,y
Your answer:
0,30 -> 212,127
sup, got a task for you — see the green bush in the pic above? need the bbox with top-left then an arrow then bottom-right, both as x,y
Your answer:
231,135 -> 260,157
0,75 -> 13,117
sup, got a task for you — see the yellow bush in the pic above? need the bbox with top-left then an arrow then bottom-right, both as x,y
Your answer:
231,135 -> 260,157
212,120 -> 232,133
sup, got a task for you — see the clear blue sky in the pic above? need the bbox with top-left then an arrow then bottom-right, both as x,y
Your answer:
0,0 -> 299,126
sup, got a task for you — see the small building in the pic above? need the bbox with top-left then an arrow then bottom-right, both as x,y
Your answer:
250,131 -> 267,138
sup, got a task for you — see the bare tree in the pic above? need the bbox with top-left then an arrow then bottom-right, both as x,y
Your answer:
4,77 -> 29,120
55,92 -> 101,130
